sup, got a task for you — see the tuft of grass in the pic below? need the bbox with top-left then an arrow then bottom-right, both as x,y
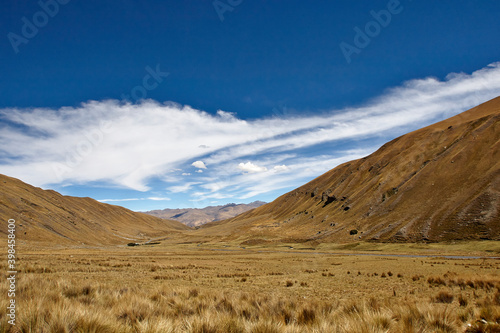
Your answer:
117,300 -> 151,324
459,294 -> 468,307
494,291 -> 500,306
250,321 -> 281,333
428,276 -> 447,286
189,288 -> 199,298
433,291 -> 454,304
297,308 -> 316,325
215,297 -> 235,314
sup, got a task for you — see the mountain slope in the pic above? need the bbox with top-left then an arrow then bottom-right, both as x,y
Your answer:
0,174 -> 189,246
145,201 -> 266,227
199,97 -> 500,243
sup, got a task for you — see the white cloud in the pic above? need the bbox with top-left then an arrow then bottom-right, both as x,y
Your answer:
98,197 -> 170,203
273,165 -> 290,173
1,63 -> 499,201
147,197 -> 171,201
192,161 -> 207,169
182,173 -> 191,176
167,182 -> 200,193
98,198 -> 141,202
190,191 -> 235,202
199,149 -> 374,200
238,162 -> 268,174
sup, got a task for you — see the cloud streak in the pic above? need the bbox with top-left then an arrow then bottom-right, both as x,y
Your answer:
1,62 -> 499,205
98,197 -> 171,203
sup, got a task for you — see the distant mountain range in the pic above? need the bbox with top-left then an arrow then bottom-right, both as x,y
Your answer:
197,96 -> 500,243
145,201 -> 266,227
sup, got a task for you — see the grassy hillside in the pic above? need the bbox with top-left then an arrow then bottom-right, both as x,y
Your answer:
198,97 -> 500,244
0,174 -> 189,247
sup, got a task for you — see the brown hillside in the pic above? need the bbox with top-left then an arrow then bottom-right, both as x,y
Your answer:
199,97 -> 500,243
0,174 -> 189,247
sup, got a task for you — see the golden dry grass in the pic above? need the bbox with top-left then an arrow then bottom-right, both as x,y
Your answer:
1,244 -> 500,332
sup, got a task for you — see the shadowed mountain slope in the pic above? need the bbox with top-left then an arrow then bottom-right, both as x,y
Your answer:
199,97 -> 500,243
0,174 -> 189,246
145,201 -> 266,227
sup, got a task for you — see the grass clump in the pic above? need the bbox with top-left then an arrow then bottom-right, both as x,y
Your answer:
433,291 -> 454,304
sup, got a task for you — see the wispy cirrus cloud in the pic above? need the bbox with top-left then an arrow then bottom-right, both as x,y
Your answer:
98,197 -> 170,203
0,63 -> 499,206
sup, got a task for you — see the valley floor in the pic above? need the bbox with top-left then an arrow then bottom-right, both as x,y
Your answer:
1,242 -> 500,332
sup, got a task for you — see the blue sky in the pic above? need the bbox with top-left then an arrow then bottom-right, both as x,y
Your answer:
1,1 -> 499,211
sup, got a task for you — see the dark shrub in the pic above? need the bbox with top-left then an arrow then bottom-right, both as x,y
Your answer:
434,291 -> 454,303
